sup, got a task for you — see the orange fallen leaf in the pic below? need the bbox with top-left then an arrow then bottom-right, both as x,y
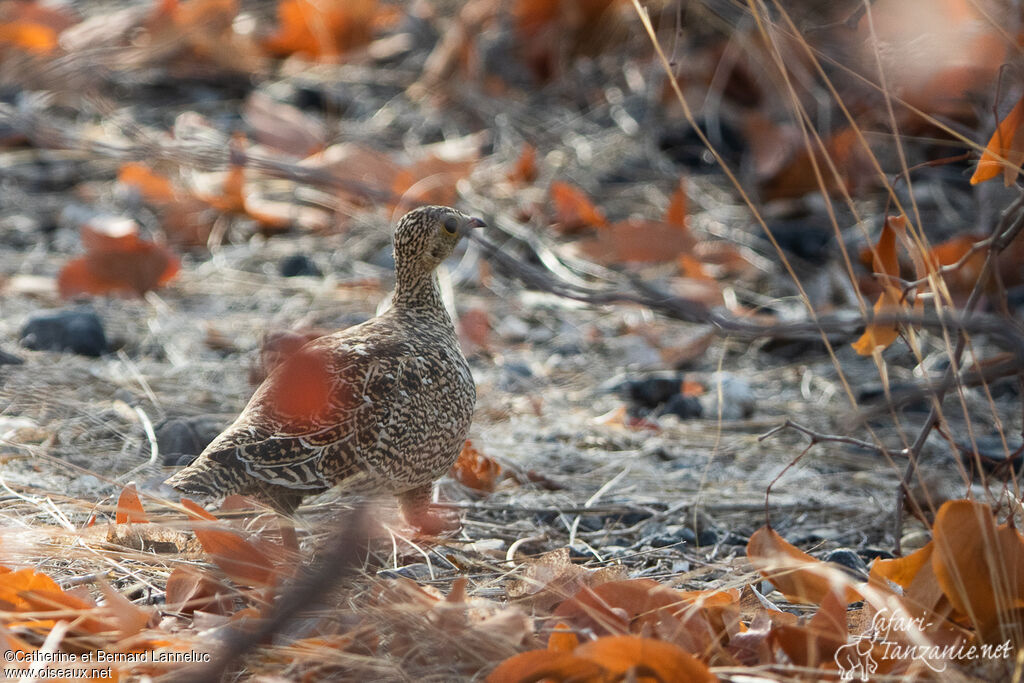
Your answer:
263,0 -> 380,60
664,179 -> 688,228
869,542 -> 933,591
265,344 -> 335,423
181,498 -> 279,587
118,163 -> 179,204
852,216 -> 905,355
549,180 -> 607,234
932,499 -> 1024,642
547,621 -> 579,652
508,142 -> 538,184
972,95 -> 1024,186
575,635 -> 717,682
392,154 -> 476,212
450,440 -> 502,493
58,218 -> 180,298
165,565 -> 235,615
115,483 -> 149,524
0,567 -> 62,611
458,308 -> 491,352
747,525 -> 860,604
486,649 -> 605,683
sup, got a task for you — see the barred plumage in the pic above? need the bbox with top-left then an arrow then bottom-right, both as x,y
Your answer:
166,206 -> 482,532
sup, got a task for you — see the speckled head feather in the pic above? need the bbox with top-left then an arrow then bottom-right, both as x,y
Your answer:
393,205 -> 483,308
166,206 -> 483,532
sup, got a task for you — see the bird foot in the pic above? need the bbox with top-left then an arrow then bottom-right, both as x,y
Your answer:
403,505 -> 462,537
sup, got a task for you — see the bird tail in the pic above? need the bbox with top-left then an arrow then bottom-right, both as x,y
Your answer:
165,456 -> 247,498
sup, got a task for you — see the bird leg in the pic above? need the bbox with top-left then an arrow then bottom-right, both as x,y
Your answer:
398,484 -> 461,536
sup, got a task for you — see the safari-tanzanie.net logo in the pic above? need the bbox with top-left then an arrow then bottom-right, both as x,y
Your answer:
834,607 -> 1012,680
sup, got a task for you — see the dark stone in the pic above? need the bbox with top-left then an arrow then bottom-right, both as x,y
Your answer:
624,376 -> 684,409
696,529 -> 718,546
612,510 -> 654,527
568,545 -> 599,561
577,515 -> 605,532
658,117 -> 744,172
142,416 -> 226,466
759,337 -> 834,360
824,548 -> 870,582
648,532 -> 685,548
497,362 -> 534,393
20,308 -> 108,357
859,547 -> 894,562
765,219 -> 833,263
0,348 -> 24,365
660,393 -> 702,419
378,563 -> 434,581
279,253 -> 323,278
722,531 -> 749,546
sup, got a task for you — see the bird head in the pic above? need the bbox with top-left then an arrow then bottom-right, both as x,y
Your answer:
393,205 -> 486,275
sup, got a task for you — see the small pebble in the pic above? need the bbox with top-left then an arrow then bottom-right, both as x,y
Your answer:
824,548 -> 870,582
0,348 -> 24,365
20,308 -> 108,357
660,393 -> 702,419
279,253 -> 323,278
624,376 -> 684,409
143,416 -> 226,466
497,361 -> 535,393
699,372 -> 755,420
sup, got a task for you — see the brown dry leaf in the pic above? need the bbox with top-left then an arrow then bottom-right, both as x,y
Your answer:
97,581 -> 154,636
486,649 -> 606,683
243,91 -> 327,158
513,0 -> 625,82
549,180 -> 607,234
664,179 -> 688,228
553,578 -> 681,636
458,308 -> 492,353
575,635 -> 717,682
0,0 -> 77,54
852,216 -> 905,355
392,154 -> 476,212
249,328 -> 326,385
508,142 -> 538,184
58,217 -> 180,298
747,525 -> 860,604
869,541 -> 933,592
181,498 -> 279,587
450,440 -> 502,493
759,125 -> 873,201
932,499 -> 1024,642
859,0 -> 1006,124
580,218 -> 697,264
118,163 -> 179,204
0,566 -> 62,612
555,579 -> 739,655
973,95 -> 1024,185
302,142 -> 400,205
507,547 -> 622,611
931,233 -> 988,299
115,483 -> 149,524
263,0 -> 382,60
547,621 -> 579,652
144,0 -> 264,75
165,565 -> 236,615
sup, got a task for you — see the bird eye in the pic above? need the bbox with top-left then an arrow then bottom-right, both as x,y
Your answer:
442,216 -> 459,235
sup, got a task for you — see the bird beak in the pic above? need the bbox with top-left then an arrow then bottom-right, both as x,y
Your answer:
466,216 -> 487,230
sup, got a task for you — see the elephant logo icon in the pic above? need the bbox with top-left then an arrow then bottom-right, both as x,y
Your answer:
835,636 -> 878,681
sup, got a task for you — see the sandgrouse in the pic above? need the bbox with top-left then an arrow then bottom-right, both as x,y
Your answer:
166,206 -> 482,533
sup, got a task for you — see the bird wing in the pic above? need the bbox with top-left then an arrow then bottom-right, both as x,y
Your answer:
202,327 -> 412,490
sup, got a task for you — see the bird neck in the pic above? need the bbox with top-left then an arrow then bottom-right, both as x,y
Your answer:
393,267 -> 446,313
